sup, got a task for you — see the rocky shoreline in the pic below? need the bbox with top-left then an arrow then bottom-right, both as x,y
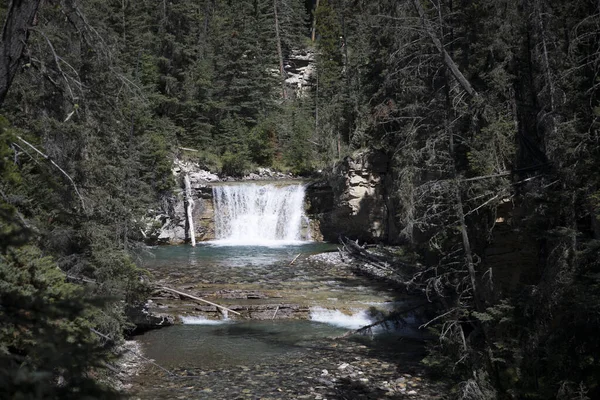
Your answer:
128,335 -> 449,399
121,238 -> 447,399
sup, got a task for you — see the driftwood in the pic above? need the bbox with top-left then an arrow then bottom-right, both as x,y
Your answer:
289,253 -> 301,265
339,236 -> 415,270
159,286 -> 242,316
60,274 -> 241,318
339,237 -> 392,270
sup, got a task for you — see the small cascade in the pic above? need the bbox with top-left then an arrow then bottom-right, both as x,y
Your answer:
309,307 -> 375,330
180,316 -> 230,325
212,183 -> 309,245
220,309 -> 229,321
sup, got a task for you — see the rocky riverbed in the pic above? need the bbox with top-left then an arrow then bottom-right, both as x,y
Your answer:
138,243 -> 411,325
129,332 -> 449,400
124,243 -> 449,399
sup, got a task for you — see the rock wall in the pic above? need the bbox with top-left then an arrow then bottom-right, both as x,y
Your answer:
146,164 -> 220,245
147,187 -> 216,245
284,49 -> 315,98
306,150 -> 396,243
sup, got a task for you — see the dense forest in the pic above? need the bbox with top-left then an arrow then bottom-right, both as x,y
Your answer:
0,0 -> 599,399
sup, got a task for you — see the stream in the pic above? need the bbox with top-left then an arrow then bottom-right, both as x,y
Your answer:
128,183 -> 446,399
129,244 -> 445,399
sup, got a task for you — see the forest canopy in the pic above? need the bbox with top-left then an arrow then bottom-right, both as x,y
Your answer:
0,0 -> 599,399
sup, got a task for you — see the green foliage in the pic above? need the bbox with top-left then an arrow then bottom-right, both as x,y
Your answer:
315,0 -> 343,93
0,117 -> 20,186
248,119 -> 278,166
279,105 -> 315,175
0,246 -> 120,399
467,115 -> 515,176
189,149 -> 222,172
1,0 -> 599,398
221,151 -> 250,177
139,129 -> 175,194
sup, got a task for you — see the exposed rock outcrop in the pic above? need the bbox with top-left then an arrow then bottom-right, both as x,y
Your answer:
284,49 -> 315,98
146,185 -> 215,245
147,151 -> 397,245
306,150 -> 397,243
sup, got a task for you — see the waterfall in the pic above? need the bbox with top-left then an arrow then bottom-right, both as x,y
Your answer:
212,183 -> 309,246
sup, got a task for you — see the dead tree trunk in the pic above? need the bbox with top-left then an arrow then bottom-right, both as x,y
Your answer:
311,0 -> 320,42
453,179 -> 482,310
412,0 -> 478,98
183,173 -> 196,247
0,0 -> 42,106
273,0 -> 287,100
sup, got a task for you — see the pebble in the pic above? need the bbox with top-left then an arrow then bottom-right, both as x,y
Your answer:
130,332 -> 449,400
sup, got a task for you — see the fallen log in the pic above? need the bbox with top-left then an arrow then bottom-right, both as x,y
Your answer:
339,236 -> 415,270
337,303 -> 428,338
159,286 -> 242,316
289,253 -> 301,265
339,237 -> 392,270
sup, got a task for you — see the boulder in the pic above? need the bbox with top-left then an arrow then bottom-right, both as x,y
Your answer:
157,224 -> 186,244
126,303 -> 175,333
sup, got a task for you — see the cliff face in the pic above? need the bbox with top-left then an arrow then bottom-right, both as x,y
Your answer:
306,150 -> 398,244
148,186 -> 216,245
148,151 -> 400,245
146,165 -> 219,245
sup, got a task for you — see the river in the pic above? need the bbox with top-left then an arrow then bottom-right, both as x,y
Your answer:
128,243 -> 444,399
128,183 -> 445,399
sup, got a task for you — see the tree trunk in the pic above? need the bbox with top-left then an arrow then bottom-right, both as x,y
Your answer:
412,0 -> 478,98
183,173 -> 196,247
453,180 -> 482,310
311,0 -> 320,42
273,0 -> 287,100
0,0 -> 42,106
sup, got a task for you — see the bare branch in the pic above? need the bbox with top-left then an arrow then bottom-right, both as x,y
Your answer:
15,136 -> 86,211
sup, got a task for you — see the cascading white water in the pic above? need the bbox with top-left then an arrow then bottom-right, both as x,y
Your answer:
212,183 -> 309,246
309,307 -> 375,329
